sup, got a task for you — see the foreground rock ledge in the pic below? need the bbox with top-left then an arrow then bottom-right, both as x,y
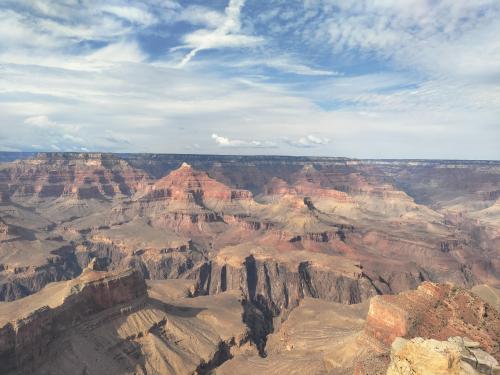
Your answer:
387,337 -> 500,375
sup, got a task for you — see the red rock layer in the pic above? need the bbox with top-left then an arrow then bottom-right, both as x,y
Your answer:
6,153 -> 150,200
364,282 -> 500,359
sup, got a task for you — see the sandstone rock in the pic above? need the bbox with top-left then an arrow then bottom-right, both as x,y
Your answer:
387,337 -> 500,375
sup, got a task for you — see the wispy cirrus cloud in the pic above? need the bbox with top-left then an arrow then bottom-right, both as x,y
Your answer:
176,0 -> 263,67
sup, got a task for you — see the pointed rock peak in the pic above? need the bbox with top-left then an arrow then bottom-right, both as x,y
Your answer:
180,162 -> 192,169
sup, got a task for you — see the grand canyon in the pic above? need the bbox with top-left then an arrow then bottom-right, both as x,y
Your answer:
0,152 -> 498,374
2,0 -> 499,373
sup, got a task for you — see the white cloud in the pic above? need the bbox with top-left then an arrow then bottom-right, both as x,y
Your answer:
212,134 -> 277,148
177,5 -> 225,28
87,40 -> 146,64
177,0 -> 263,67
286,135 -> 330,148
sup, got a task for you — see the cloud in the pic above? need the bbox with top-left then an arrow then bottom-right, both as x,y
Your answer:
0,0 -> 498,159
22,115 -> 86,151
177,0 -> 263,67
102,5 -> 157,26
297,0 -> 500,81
286,135 -> 330,148
177,5 -> 225,28
212,134 -> 277,148
87,40 -> 146,64
24,115 -> 79,132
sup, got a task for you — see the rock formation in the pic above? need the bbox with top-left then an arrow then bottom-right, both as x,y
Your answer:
387,337 -> 500,375
364,282 -> 500,360
0,217 -> 8,241
0,153 -> 500,373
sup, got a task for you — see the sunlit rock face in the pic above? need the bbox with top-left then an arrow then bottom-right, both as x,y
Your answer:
387,337 -> 499,375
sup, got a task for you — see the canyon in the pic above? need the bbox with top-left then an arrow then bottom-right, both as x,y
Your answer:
0,152 -> 499,374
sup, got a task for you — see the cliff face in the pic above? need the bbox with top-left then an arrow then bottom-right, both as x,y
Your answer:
185,245 -> 379,330
0,268 -> 147,374
5,153 -> 150,201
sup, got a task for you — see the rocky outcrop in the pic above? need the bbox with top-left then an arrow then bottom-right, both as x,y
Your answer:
0,217 -> 8,241
364,282 -> 500,360
387,337 -> 500,375
0,268 -> 147,374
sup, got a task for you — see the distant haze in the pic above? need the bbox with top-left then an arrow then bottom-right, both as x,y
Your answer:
0,0 -> 499,159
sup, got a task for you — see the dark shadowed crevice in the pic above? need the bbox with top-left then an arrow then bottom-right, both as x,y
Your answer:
195,340 -> 232,375
220,264 -> 227,292
244,255 -> 257,301
241,255 -> 274,357
298,261 -> 318,298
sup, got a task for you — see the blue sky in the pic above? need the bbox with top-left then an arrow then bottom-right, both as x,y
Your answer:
0,0 -> 499,158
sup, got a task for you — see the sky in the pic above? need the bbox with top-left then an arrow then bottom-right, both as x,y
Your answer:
0,0 -> 499,159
